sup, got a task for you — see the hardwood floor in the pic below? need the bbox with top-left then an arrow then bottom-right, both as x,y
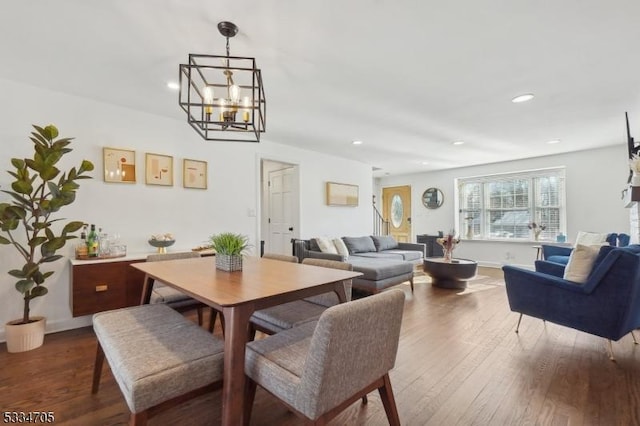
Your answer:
1,271 -> 639,425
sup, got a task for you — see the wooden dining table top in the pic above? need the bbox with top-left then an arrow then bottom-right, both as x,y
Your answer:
131,255 -> 362,308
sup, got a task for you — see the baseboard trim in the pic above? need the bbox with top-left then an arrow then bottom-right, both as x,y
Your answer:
0,315 -> 92,343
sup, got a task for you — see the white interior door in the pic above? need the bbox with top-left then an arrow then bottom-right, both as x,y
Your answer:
268,167 -> 297,255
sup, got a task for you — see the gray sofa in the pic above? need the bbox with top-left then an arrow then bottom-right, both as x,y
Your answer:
293,236 -> 425,294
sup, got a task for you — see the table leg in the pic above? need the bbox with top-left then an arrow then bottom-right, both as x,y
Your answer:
221,303 -> 254,426
334,280 -> 348,303
139,275 -> 155,305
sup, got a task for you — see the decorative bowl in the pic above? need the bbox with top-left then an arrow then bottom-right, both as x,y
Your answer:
148,239 -> 175,253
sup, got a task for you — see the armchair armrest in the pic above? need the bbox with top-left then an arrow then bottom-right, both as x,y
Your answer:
534,260 -> 565,277
503,265 -> 588,294
541,244 -> 572,260
397,242 -> 426,257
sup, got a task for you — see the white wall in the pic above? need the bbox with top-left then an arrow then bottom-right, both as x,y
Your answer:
0,78 -> 372,341
375,146 -> 629,268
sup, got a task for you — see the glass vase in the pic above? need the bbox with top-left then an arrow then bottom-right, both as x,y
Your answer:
443,245 -> 455,262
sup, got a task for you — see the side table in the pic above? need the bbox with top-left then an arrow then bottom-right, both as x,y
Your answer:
423,257 -> 478,289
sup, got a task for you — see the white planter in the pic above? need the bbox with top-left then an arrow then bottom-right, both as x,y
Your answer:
632,174 -> 640,186
5,317 -> 46,353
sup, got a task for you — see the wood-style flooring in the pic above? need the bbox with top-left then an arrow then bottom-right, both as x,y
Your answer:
1,269 -> 639,425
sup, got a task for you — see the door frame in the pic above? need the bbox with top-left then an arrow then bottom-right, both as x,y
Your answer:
256,154 -> 301,256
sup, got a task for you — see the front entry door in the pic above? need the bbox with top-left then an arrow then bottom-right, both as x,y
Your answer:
382,185 -> 411,242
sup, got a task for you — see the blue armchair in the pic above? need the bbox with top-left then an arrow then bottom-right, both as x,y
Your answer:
503,244 -> 640,360
540,232 -> 630,270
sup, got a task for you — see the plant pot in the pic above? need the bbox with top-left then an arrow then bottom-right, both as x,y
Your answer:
216,254 -> 243,272
5,317 -> 46,353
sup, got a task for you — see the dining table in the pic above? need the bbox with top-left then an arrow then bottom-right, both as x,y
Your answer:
132,255 -> 362,425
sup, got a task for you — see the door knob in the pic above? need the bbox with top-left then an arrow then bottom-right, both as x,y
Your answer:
288,227 -> 294,231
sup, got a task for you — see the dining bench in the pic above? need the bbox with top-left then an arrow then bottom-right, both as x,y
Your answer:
91,304 -> 225,425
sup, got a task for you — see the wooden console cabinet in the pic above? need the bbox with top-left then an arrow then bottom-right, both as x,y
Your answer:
70,256 -> 146,317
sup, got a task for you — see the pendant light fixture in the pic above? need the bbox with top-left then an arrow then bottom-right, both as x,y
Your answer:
179,21 -> 266,142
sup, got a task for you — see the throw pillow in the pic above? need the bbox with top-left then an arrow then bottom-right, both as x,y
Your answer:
371,235 -> 399,251
574,231 -> 608,247
342,236 -> 377,254
563,244 -> 601,283
333,238 -> 350,258
315,237 -> 338,254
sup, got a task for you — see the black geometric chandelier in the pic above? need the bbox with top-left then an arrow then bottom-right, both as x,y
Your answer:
179,21 -> 266,142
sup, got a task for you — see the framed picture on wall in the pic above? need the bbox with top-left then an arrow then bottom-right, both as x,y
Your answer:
326,182 -> 359,206
103,147 -> 136,183
145,153 -> 173,186
183,159 -> 207,189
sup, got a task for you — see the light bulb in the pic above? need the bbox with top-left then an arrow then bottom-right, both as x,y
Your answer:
242,96 -> 250,122
220,99 -> 226,121
230,84 -> 240,103
203,86 -> 214,115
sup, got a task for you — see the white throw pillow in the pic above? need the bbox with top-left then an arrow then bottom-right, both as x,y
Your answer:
563,244 -> 601,283
574,231 -> 608,247
333,238 -> 350,258
315,237 -> 338,254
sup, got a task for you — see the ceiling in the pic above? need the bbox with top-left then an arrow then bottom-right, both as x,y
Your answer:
2,1 -> 640,177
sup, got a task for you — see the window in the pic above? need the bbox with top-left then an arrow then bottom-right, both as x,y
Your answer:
457,168 -> 565,241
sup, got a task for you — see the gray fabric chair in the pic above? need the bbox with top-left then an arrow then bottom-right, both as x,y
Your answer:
147,251 -> 216,331
92,304 -> 224,425
249,257 -> 352,336
244,289 -> 405,425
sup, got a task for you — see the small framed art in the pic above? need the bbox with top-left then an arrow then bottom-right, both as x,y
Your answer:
103,147 -> 136,183
183,159 -> 207,189
145,153 -> 173,186
326,182 -> 359,206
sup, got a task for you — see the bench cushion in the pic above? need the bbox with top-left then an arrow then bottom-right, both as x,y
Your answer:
251,300 -> 326,333
93,304 -> 224,413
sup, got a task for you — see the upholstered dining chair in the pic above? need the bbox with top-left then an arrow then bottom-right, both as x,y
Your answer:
249,256 -> 353,337
147,251 -> 216,331
244,288 -> 405,425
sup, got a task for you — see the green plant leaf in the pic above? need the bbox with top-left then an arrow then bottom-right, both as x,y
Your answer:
28,236 -> 48,247
15,279 -> 34,294
62,221 -> 83,235
11,180 -> 33,194
9,269 -> 26,278
0,235 -> 10,244
30,285 -> 48,298
43,124 -> 59,140
42,271 -> 55,279
39,165 -> 60,181
10,158 -> 25,169
40,255 -> 63,263
79,160 -> 95,173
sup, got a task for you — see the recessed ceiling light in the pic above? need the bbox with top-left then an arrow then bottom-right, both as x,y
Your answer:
166,81 -> 179,90
352,140 -> 363,145
421,161 -> 429,165
452,140 -> 465,145
547,139 -> 561,144
512,93 -> 535,103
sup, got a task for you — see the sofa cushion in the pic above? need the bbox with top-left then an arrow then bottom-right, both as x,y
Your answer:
333,238 -> 350,257
315,237 -> 338,254
371,235 -> 399,252
350,252 -> 405,261
348,257 -> 413,281
309,239 -> 321,252
563,244 -> 600,283
342,236 -> 376,254
382,249 -> 423,262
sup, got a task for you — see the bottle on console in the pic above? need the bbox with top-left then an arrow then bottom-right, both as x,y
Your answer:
87,224 -> 99,257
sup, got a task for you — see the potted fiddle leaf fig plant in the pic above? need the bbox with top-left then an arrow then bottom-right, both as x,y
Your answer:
210,232 -> 250,272
0,124 -> 93,352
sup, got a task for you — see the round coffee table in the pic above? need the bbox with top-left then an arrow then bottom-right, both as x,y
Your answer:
423,257 -> 478,289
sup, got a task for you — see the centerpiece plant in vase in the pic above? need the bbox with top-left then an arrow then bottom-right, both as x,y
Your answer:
436,231 -> 460,262
210,232 -> 250,272
0,125 -> 93,352
528,222 -> 546,241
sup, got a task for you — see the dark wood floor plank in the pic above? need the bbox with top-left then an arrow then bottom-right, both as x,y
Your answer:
1,273 -> 639,425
